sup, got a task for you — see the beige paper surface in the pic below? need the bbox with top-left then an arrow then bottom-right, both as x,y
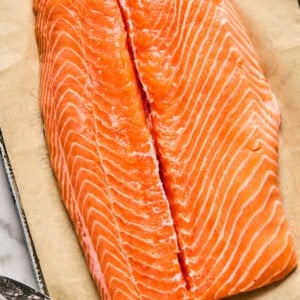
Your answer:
0,0 -> 299,299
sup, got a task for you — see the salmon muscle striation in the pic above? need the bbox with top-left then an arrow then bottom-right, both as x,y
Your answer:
119,0 -> 297,298
34,0 -> 297,299
34,0 -> 188,299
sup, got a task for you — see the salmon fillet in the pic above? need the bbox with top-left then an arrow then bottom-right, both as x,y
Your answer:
34,0 -> 297,299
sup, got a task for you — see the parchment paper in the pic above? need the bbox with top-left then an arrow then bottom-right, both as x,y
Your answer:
0,1 -> 299,299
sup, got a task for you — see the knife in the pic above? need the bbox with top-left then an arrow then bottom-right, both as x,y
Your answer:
0,276 -> 50,300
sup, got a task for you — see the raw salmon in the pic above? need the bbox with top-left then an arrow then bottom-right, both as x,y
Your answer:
119,0 -> 297,298
34,0 -> 188,299
34,0 -> 297,299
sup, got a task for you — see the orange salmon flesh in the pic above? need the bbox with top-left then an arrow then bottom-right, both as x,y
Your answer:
34,0 -> 297,299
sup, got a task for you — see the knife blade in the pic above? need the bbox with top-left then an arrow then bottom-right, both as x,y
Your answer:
0,276 -> 50,300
